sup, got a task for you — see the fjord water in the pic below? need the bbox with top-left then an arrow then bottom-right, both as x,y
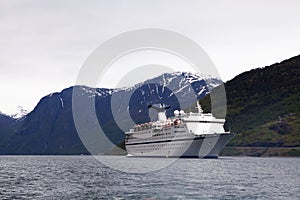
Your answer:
0,156 -> 299,199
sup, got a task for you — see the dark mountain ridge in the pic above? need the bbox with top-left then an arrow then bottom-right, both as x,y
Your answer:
0,113 -> 16,152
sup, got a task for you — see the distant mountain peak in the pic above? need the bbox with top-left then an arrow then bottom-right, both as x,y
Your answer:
10,106 -> 28,119
102,71 -> 222,94
123,71 -> 222,90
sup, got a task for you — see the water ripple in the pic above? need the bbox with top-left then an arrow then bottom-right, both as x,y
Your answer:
0,156 -> 299,199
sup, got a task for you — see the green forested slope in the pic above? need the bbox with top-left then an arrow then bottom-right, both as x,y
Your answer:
200,55 -> 300,150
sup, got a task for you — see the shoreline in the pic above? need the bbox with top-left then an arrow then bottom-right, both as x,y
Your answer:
220,147 -> 300,157
1,147 -> 299,157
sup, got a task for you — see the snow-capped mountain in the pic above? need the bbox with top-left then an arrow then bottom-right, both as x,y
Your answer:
108,71 -> 222,125
118,71 -> 221,94
2,71 -> 222,155
143,71 -> 221,94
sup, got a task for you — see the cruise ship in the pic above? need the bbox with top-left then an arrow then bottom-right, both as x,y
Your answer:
125,103 -> 234,158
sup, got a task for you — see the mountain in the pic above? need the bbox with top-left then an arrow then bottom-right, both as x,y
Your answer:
0,112 -> 17,153
0,72 -> 222,155
10,106 -> 29,119
199,55 -> 300,156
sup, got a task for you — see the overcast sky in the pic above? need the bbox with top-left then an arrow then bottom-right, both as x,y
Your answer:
1,0 -> 300,114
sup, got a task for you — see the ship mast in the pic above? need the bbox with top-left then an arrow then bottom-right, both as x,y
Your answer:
196,101 -> 203,114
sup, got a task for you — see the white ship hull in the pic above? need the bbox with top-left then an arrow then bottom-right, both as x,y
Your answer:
126,126 -> 234,158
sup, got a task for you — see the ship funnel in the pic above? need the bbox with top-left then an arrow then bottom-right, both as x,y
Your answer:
148,104 -> 169,121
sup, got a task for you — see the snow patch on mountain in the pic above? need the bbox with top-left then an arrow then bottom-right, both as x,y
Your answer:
10,106 -> 28,119
59,97 -> 64,108
0,111 -> 10,117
